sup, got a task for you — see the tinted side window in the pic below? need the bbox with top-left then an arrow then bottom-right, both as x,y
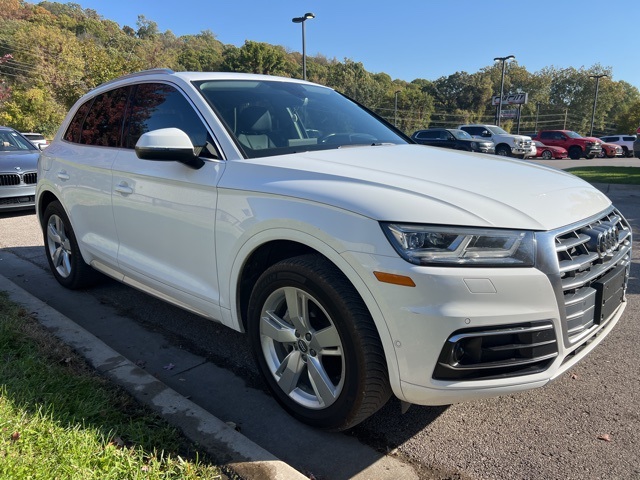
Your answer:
124,83 -> 210,150
540,132 -> 552,140
80,87 -> 131,147
463,127 -> 483,136
63,100 -> 93,143
623,136 -> 636,141
417,131 -> 438,139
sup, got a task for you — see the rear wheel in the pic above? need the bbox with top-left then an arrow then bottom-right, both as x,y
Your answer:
541,150 -> 553,160
42,201 -> 100,289
247,254 -> 391,431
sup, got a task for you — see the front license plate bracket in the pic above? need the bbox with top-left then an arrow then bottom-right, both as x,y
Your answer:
593,264 -> 628,324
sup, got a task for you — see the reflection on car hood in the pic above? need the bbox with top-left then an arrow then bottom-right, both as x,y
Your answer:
0,150 -> 39,171
221,144 -> 611,231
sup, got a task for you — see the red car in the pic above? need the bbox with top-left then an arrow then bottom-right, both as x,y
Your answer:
533,140 -> 568,159
599,142 -> 623,158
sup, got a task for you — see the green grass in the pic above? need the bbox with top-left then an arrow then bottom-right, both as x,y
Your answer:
566,166 -> 640,185
0,292 -> 233,479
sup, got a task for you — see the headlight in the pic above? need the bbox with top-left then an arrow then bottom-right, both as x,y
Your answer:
515,139 -> 524,147
381,223 -> 535,267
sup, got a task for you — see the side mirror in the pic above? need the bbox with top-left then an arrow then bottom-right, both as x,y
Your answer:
135,128 -> 204,169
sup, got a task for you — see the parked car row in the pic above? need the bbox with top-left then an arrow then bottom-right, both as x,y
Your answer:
412,124 -> 536,159
412,126 -> 639,161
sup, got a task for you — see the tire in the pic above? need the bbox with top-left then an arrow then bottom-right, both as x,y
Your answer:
568,146 -> 582,160
247,254 -> 392,431
42,201 -> 100,289
622,146 -> 631,157
496,145 -> 510,157
541,150 -> 553,160
598,149 -> 606,158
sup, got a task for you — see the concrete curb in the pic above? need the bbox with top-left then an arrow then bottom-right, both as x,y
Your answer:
0,274 -> 307,480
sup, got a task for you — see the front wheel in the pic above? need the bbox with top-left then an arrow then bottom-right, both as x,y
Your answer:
247,254 -> 391,431
541,150 -> 553,160
42,201 -> 100,289
568,146 -> 582,160
495,145 -> 511,157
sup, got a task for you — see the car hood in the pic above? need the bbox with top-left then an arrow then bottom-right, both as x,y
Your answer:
221,144 -> 611,231
0,150 -> 39,171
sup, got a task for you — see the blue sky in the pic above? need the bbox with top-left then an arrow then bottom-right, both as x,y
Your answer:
71,0 -> 640,91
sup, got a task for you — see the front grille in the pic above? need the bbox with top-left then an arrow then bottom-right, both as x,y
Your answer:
554,208 -> 631,342
0,173 -> 20,186
0,171 -> 37,185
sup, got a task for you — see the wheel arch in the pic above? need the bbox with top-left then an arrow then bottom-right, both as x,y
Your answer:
228,230 -> 402,398
36,189 -> 61,227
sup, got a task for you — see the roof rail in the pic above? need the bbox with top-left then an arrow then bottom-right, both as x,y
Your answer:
95,68 -> 176,89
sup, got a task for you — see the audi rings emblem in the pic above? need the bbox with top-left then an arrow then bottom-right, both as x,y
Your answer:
585,222 -> 619,258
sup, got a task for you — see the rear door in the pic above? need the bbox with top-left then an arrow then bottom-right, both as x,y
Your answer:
50,87 -> 130,267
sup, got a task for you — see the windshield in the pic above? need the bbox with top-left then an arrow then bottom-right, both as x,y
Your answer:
486,125 -> 508,135
0,130 -> 38,152
194,79 -> 408,158
451,129 -> 473,140
566,131 -> 583,138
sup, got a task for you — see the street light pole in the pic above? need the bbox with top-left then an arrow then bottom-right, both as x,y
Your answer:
494,55 -> 515,127
589,74 -> 607,137
292,12 -> 315,81
394,90 -> 400,127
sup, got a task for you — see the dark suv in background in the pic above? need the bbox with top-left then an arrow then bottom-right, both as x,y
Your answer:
411,128 -> 494,154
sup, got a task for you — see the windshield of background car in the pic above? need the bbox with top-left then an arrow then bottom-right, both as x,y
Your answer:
486,125 -> 508,135
194,80 -> 408,158
566,131 -> 583,138
451,129 -> 473,140
0,130 -> 38,152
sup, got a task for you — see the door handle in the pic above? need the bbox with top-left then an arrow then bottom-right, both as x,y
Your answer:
115,182 -> 133,195
56,170 -> 70,181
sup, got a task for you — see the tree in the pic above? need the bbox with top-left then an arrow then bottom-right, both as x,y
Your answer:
221,41 -> 294,76
177,30 -> 223,71
136,14 -> 158,39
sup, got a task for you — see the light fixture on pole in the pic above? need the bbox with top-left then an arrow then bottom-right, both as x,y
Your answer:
494,55 -> 515,127
589,74 -> 607,137
394,90 -> 401,127
292,12 -> 315,81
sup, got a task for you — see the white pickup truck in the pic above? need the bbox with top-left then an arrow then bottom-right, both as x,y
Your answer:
459,124 -> 536,158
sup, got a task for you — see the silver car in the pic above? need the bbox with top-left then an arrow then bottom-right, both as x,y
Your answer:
0,127 -> 39,212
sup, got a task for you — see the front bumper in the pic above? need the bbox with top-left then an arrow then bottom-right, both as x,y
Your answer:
350,207 -> 631,406
513,145 -> 536,158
